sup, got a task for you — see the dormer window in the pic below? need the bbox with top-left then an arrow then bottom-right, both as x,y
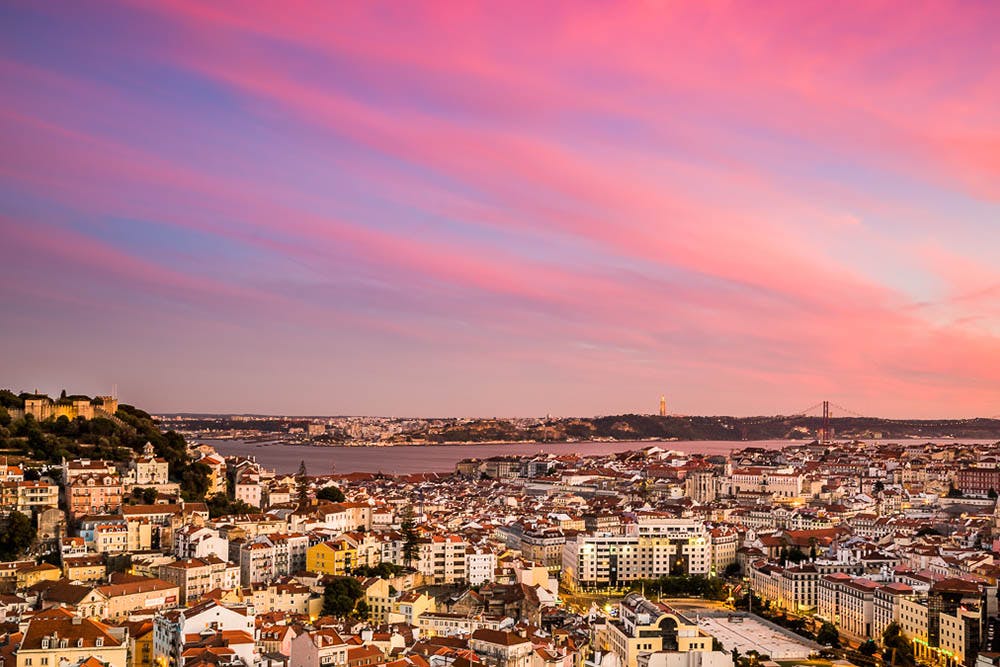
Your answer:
41,639 -> 49,649
95,638 -> 103,647
77,639 -> 83,647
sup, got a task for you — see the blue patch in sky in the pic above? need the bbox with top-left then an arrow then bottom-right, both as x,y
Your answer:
78,216 -> 252,264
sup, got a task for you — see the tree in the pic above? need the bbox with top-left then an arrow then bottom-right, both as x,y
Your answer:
355,600 -> 371,620
724,563 -> 741,578
317,486 -> 345,503
817,621 -> 840,648
0,511 -> 36,560
321,577 -> 364,617
947,482 -> 963,498
808,536 -> 819,561
873,480 -> 885,494
400,505 -> 419,567
297,460 -> 309,506
787,547 -> 806,564
859,639 -> 877,656
207,493 -> 256,519
178,461 -> 212,501
132,487 -> 158,504
353,562 -> 407,578
882,622 -> 915,667
989,488 -> 998,500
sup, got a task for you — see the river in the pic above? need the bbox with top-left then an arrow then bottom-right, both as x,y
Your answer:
201,439 -> 793,475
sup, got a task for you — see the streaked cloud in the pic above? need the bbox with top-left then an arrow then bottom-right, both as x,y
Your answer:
1,0 -> 998,417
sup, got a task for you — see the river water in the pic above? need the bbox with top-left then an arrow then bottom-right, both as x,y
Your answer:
202,439 -> 792,475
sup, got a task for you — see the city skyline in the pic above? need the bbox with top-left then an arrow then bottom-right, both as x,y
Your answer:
3,3 -> 1000,417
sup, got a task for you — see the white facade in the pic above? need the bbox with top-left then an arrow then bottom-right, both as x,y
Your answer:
174,526 -> 229,562
416,535 -> 468,584
290,629 -> 349,667
563,519 -> 711,589
154,600 -> 256,667
467,549 -> 498,586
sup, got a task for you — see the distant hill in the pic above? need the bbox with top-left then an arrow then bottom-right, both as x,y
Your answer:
392,413 -> 1000,443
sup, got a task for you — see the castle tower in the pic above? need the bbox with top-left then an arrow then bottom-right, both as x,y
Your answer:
659,395 -> 666,417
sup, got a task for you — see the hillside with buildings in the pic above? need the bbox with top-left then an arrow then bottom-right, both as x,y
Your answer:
158,411 -> 1000,447
397,413 -> 1000,444
0,389 -> 210,501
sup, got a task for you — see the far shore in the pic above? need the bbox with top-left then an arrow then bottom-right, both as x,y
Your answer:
200,436 -> 824,448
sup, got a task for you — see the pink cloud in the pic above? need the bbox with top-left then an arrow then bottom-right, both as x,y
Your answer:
3,1 -> 1000,416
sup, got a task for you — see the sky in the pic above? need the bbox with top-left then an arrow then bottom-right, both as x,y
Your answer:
2,2 -> 1000,418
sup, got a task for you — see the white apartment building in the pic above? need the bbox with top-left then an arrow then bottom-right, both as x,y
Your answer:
174,525 -> 229,562
898,597 -> 931,662
269,532 -> 310,576
238,540 -> 275,586
873,582 -> 915,640
94,524 -> 129,554
708,527 -> 738,574
467,547 -> 497,586
234,478 -> 262,508
416,534 -> 467,584
235,533 -> 308,585
469,629 -> 534,667
817,573 -> 879,640
940,606 -> 981,667
730,467 -> 804,499
563,518 -> 711,589
154,599 -> 256,667
158,556 -> 240,604
418,612 -> 505,638
748,559 -> 861,612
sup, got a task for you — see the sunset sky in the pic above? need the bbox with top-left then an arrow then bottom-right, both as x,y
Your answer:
2,2 -> 999,417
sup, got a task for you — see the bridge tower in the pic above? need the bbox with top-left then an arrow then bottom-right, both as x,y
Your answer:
819,400 -> 831,444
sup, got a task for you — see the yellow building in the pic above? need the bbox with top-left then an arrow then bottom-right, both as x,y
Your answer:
607,594 -> 715,667
17,608 -> 128,667
361,577 -> 392,623
388,591 -> 437,626
96,575 -> 179,621
17,563 -> 62,589
123,619 -> 154,667
64,555 -> 108,583
21,394 -> 118,422
307,541 -> 356,576
198,454 -> 227,497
